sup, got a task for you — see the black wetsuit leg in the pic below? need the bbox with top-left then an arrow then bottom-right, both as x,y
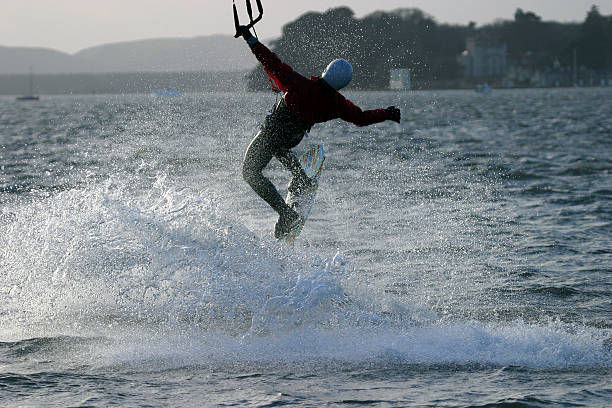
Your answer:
242,130 -> 295,218
276,149 -> 312,194
242,125 -> 311,218
276,149 -> 310,184
242,96 -> 313,225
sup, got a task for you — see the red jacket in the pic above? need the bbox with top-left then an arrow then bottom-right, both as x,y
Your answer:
251,43 -> 389,127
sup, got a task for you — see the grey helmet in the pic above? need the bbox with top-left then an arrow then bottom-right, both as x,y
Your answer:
321,59 -> 353,90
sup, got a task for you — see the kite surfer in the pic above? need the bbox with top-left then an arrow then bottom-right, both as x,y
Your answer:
236,20 -> 401,238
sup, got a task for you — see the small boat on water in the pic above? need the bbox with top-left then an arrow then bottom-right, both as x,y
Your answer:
475,83 -> 492,94
153,88 -> 181,97
16,67 -> 39,101
16,95 -> 39,101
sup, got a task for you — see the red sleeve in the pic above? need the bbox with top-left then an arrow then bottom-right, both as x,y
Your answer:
251,43 -> 307,91
338,97 -> 389,127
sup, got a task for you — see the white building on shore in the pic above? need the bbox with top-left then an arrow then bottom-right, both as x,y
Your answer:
390,69 -> 411,90
457,37 -> 507,81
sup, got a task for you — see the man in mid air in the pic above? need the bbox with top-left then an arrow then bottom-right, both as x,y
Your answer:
237,26 -> 401,238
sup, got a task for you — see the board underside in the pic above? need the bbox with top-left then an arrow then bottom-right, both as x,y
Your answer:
284,145 -> 325,243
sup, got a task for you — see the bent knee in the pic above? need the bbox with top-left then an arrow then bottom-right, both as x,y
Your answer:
242,163 -> 261,185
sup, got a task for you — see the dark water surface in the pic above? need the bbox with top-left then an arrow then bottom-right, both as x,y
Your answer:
1,89 -> 611,407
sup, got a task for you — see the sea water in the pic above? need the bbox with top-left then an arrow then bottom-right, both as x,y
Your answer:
0,89 -> 610,407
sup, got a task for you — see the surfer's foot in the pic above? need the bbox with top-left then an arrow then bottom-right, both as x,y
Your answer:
274,211 -> 301,239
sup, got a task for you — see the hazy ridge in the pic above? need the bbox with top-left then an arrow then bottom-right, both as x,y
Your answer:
0,35 -> 257,75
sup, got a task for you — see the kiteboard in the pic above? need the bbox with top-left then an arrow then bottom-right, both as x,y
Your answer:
283,145 -> 325,244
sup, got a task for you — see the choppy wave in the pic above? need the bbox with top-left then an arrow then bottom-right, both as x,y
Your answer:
1,176 -> 610,371
1,324 -> 610,371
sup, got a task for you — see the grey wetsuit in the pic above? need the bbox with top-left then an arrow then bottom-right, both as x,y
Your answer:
242,96 -> 314,218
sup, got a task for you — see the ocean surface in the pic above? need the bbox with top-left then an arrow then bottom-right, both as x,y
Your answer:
0,89 -> 610,407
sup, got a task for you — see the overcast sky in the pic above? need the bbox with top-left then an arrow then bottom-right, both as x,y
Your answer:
2,1 -> 611,53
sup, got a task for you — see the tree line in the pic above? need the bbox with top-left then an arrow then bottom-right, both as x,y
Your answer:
247,5 -> 612,90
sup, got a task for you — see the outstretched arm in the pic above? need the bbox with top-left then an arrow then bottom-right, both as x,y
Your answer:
236,26 -> 306,91
339,98 -> 402,127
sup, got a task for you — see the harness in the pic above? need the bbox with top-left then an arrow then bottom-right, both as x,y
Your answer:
261,95 -> 313,142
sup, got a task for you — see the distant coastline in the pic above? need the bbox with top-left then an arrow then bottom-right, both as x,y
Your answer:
4,74 -> 611,96
3,6 -> 612,93
0,71 -> 249,95
245,6 -> 612,91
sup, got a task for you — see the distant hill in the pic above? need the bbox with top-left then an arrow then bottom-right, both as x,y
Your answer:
0,35 -> 257,74
0,46 -> 86,74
